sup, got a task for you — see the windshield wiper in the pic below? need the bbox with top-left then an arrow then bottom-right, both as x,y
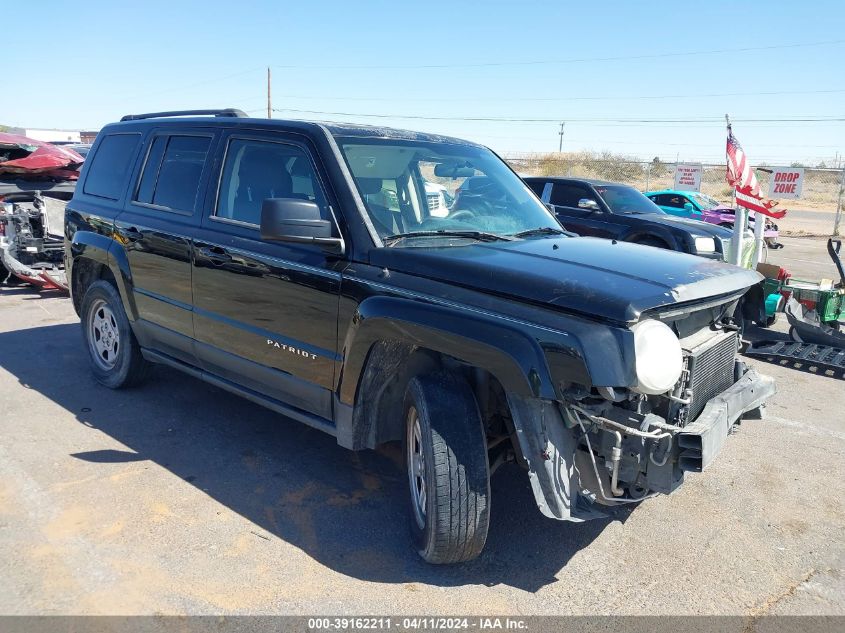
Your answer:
512,226 -> 569,238
383,230 -> 513,247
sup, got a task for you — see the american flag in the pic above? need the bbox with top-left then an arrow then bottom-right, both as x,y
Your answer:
726,126 -> 787,219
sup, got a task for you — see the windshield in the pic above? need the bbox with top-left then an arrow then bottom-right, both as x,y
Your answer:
690,192 -> 722,210
336,137 -> 561,243
594,184 -> 664,215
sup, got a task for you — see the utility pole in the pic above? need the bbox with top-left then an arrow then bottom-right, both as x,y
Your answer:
267,67 -> 272,119
558,122 -> 565,153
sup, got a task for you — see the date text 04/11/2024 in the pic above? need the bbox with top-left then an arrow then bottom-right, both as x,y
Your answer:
306,617 -> 528,630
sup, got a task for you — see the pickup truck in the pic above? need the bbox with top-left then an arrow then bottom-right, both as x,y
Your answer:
65,109 -> 775,563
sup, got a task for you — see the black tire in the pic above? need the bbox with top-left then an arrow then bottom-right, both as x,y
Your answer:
403,371 -> 490,564
80,280 -> 150,388
0,262 -> 9,284
632,236 -> 668,249
764,313 -> 779,328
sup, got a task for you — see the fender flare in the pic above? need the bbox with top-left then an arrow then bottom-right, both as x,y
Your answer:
69,231 -> 138,321
335,295 -> 594,449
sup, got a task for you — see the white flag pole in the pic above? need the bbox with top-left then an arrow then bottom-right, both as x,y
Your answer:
726,115 -> 746,266
752,210 -> 765,265
731,198 -> 747,266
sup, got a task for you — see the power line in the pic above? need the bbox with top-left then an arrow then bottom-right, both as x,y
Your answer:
478,134 -> 844,148
115,67 -> 264,102
268,88 -> 845,104
272,108 -> 845,124
271,39 -> 845,70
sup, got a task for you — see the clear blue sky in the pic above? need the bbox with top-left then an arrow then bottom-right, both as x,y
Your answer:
3,0 -> 844,164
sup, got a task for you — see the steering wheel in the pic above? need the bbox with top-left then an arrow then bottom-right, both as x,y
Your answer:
447,209 -> 477,222
451,193 -> 497,218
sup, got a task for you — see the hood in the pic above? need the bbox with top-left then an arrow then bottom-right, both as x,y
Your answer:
635,213 -> 733,238
371,236 -> 761,324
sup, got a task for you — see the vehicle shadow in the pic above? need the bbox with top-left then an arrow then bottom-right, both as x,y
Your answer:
0,323 -> 629,592
0,284 -> 68,301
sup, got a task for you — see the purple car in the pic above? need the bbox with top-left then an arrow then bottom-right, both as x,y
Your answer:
646,189 -> 780,240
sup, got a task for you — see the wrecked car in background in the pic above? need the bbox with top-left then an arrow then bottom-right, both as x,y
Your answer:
1,191 -> 69,289
0,132 -> 81,289
1,132 -> 83,181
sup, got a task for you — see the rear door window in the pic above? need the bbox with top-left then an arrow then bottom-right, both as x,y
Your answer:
83,133 -> 141,200
135,134 -> 211,213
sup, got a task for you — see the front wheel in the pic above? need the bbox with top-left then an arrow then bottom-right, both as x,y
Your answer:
403,372 -> 490,564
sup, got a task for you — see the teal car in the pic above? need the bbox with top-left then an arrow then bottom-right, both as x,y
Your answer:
644,189 -> 723,221
645,189 -> 780,239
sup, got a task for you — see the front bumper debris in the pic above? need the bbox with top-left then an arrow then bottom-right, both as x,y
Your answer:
676,367 -> 776,472
507,366 -> 775,522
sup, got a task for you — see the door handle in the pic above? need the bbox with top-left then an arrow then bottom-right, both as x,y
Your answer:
198,246 -> 232,264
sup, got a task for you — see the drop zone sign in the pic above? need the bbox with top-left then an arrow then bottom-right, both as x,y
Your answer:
769,168 -> 804,199
674,164 -> 702,191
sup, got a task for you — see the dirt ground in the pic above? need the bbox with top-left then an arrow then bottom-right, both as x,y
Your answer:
0,238 -> 843,618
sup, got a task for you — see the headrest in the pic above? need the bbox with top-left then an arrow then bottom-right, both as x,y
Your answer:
357,177 -> 383,195
288,156 -> 312,177
240,148 -> 287,172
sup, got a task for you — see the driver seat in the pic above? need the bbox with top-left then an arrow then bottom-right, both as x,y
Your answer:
357,178 -> 406,236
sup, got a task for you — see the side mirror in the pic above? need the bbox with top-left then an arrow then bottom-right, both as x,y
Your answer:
683,202 -> 695,211
260,198 -> 344,253
578,198 -> 600,211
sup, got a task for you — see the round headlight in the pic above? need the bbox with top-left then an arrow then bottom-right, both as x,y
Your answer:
631,319 -> 683,395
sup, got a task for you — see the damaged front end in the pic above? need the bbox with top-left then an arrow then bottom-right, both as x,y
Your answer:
0,191 -> 69,290
508,298 -> 776,521
0,132 -> 80,291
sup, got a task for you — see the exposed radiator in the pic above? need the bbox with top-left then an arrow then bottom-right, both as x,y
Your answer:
685,332 -> 738,421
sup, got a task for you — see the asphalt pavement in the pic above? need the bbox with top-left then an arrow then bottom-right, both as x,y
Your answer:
769,236 -> 843,281
0,249 -> 843,616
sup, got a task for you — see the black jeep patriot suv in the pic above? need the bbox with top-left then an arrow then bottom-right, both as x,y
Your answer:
65,109 -> 775,563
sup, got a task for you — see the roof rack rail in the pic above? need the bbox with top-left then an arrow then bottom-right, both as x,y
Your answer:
120,108 -> 248,122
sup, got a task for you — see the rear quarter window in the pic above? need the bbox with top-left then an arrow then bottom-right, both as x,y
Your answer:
82,133 -> 142,200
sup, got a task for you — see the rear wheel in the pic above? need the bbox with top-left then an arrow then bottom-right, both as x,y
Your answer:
80,280 -> 149,388
403,371 -> 490,564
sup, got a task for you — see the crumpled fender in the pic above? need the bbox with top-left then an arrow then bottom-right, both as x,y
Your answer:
338,295 -> 587,407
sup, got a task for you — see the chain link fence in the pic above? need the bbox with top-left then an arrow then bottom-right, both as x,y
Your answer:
506,153 -> 845,235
